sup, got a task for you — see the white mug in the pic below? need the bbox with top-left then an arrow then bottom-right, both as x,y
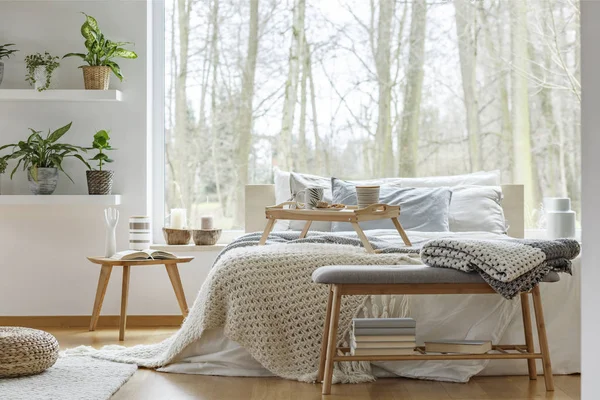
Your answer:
294,187 -> 325,209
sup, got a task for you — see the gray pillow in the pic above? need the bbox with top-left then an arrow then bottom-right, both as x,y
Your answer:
331,178 -> 452,232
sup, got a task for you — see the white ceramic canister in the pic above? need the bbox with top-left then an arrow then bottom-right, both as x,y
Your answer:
129,215 -> 152,250
544,198 -> 576,239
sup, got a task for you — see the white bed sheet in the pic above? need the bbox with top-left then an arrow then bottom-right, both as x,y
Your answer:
159,231 -> 580,380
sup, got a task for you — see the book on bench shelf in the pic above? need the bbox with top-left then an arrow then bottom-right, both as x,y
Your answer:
350,318 -> 417,356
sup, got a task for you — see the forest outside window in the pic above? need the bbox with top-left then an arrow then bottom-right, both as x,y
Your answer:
162,0 -> 580,230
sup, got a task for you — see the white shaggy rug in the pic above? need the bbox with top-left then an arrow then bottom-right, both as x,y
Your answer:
0,355 -> 137,400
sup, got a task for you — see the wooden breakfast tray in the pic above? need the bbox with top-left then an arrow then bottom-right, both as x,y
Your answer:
259,202 -> 412,252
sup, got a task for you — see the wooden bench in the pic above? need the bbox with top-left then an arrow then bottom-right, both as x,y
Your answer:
312,265 -> 558,395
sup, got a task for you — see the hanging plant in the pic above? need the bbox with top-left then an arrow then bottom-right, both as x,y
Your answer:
25,52 -> 60,91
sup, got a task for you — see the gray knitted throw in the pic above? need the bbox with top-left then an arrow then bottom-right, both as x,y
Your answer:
421,238 -> 580,299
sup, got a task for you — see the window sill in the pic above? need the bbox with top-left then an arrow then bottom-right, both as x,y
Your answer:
149,243 -> 228,252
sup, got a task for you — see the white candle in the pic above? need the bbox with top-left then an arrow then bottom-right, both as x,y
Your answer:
170,208 -> 187,229
201,216 -> 214,230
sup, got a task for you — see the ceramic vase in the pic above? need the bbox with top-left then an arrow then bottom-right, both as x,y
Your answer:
129,216 -> 151,250
544,197 -> 576,239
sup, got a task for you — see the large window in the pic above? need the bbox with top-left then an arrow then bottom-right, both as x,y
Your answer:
163,0 -> 580,230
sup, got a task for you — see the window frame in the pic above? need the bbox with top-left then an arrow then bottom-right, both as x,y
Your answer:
151,0 -> 166,244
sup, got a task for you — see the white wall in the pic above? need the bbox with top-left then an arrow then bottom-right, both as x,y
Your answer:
581,1 -> 600,398
0,0 -> 219,316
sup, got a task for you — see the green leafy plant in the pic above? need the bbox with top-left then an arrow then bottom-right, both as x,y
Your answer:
0,157 -> 7,174
0,122 -> 90,182
88,130 -> 114,171
25,52 -> 60,92
63,13 -> 138,81
0,44 -> 18,61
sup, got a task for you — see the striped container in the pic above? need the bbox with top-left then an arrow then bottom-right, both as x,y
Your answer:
129,216 -> 151,250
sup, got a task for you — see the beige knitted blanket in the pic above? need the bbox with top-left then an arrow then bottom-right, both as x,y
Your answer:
65,243 -> 421,383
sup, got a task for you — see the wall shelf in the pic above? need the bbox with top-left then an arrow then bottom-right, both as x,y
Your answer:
0,89 -> 122,102
0,195 -> 121,205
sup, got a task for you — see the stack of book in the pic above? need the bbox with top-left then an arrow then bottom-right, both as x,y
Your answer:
350,318 -> 416,356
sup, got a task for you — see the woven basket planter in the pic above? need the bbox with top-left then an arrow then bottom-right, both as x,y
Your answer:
82,66 -> 110,90
0,327 -> 59,377
87,170 -> 114,195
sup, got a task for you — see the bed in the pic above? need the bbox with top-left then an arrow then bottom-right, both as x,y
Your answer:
155,182 -> 580,382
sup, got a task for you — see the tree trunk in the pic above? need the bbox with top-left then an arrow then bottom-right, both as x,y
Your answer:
297,37 -> 308,173
209,0 -> 223,222
306,40 -> 322,176
374,0 -> 395,177
233,0 -> 259,226
510,0 -> 536,219
455,0 -> 482,172
277,0 -> 305,170
398,0 -> 427,177
172,0 -> 192,210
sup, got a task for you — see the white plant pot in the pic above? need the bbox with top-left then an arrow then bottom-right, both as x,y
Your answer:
34,67 -> 47,91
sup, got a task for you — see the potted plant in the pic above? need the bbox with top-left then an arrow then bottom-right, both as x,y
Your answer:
25,52 -> 60,92
0,122 -> 90,195
0,43 -> 18,86
63,13 -> 138,90
86,129 -> 115,195
0,157 -> 7,195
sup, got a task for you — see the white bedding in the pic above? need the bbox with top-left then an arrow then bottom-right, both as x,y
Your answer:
159,231 -> 580,380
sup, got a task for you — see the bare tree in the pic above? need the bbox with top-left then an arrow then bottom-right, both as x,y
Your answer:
234,0 -> 260,224
510,0 -> 536,216
398,0 -> 427,177
277,0 -> 306,170
373,0 -> 396,177
455,0 -> 482,171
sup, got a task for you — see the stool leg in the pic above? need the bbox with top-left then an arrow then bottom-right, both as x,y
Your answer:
322,285 -> 342,395
520,292 -> 537,380
532,286 -> 554,391
317,286 -> 334,382
119,265 -> 131,341
89,265 -> 113,331
165,264 -> 189,317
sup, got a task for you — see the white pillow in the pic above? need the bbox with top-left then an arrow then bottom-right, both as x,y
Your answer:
449,186 -> 507,234
398,170 -> 501,188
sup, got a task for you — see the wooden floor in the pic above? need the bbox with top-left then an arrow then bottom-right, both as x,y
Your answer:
49,327 -> 581,400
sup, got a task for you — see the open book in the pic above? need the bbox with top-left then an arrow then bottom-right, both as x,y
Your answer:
110,249 -> 178,261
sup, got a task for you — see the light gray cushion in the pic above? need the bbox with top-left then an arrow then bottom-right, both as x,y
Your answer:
449,186 -> 507,233
311,265 -> 561,285
331,178 -> 452,232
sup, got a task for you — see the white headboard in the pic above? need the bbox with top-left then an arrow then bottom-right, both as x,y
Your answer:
245,184 -> 525,238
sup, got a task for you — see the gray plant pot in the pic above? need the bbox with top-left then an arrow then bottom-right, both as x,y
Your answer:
0,61 -> 4,86
86,170 -> 114,195
27,167 -> 59,195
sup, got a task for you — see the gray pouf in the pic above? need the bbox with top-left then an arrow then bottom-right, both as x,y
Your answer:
0,327 -> 59,377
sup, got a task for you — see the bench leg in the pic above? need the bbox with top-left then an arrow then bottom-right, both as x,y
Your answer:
322,285 -> 342,395
520,292 -> 537,380
532,286 -> 554,391
317,286 -> 334,382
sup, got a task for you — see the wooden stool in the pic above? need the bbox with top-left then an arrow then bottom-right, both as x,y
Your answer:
312,265 -> 558,395
87,256 -> 194,340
